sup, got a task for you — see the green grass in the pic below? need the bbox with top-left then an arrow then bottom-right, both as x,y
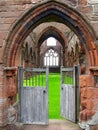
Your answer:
48,73 -> 61,119
23,74 -> 46,87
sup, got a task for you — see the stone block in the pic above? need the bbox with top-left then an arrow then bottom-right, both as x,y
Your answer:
0,24 -> 10,31
87,99 -> 93,110
0,31 -> 8,40
80,75 -> 86,88
0,11 -> 23,18
87,88 -> 98,99
81,100 -> 87,107
78,0 -> 87,5
81,88 -> 87,98
0,43 -> 6,64
80,109 -> 87,121
80,75 -> 95,88
4,0 -> 31,5
80,109 -> 95,121
4,18 -> 16,24
93,4 -> 98,13
87,110 -> 94,120
88,0 -> 98,4
77,5 -> 93,14
81,99 -> 94,110
86,88 -> 94,99
91,125 -> 98,130
93,99 -> 98,110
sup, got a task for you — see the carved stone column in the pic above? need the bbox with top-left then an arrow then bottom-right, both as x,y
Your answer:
4,67 -> 18,125
4,67 -> 17,104
0,65 -> 7,126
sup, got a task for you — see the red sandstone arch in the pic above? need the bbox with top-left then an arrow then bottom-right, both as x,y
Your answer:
37,26 -> 68,48
36,26 -> 68,66
4,0 -> 98,67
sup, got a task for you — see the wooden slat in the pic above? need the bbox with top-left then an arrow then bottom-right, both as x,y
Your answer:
18,67 -> 49,125
20,87 -> 48,124
60,66 -> 80,123
61,84 -> 75,122
61,67 -> 73,72
24,68 -> 46,72
18,67 -> 23,122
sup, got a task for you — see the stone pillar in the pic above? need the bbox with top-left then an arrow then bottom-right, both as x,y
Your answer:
79,67 -> 98,129
35,47 -> 39,67
4,67 -> 17,99
4,67 -> 18,125
0,65 -> 7,127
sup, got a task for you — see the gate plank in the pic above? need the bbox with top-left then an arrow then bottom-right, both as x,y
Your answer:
18,67 -> 49,125
20,87 -> 48,124
60,66 -> 79,123
61,84 -> 75,122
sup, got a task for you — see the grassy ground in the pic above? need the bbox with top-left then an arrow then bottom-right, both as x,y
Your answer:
48,73 -> 61,119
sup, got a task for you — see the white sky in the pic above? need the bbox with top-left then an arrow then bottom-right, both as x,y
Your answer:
47,37 -> 56,46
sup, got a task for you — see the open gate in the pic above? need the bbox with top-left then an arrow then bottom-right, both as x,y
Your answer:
18,67 -> 49,125
60,66 -> 80,123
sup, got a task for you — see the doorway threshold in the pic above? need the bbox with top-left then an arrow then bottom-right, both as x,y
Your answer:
22,119 -> 82,130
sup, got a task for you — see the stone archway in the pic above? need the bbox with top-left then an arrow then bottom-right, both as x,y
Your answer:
2,0 -> 98,128
3,0 -> 98,66
36,26 -> 68,67
37,26 -> 67,47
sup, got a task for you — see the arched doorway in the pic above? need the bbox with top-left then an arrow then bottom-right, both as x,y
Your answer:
39,36 -> 63,119
3,0 -> 98,128
37,26 -> 67,67
4,1 -> 98,66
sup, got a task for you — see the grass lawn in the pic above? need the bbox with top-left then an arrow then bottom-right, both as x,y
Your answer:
48,73 -> 61,119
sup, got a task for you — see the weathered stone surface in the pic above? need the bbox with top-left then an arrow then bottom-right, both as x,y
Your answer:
4,67 -> 17,97
7,102 -> 18,124
0,0 -> 31,5
93,4 -> 98,13
78,0 -> 87,5
0,0 -> 97,128
77,5 -> 93,14
80,75 -> 95,88
87,0 -> 98,4
91,125 -> 98,130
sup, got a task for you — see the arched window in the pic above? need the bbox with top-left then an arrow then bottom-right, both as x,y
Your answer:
44,49 -> 59,67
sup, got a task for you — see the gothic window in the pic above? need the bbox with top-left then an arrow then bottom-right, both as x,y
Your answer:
44,49 -> 59,67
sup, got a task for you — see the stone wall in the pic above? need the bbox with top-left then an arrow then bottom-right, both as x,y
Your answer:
0,0 -> 98,127
0,0 -> 98,64
79,66 -> 98,129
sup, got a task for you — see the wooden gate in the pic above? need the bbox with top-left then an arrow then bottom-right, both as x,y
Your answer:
60,66 -> 80,123
18,67 -> 49,125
